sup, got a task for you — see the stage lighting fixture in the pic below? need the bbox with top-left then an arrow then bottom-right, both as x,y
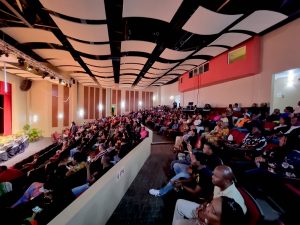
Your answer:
72,78 -> 76,84
59,78 -> 62,84
5,53 -> 9,57
50,76 -> 55,80
27,65 -> 33,71
18,58 -> 25,66
42,72 -> 49,79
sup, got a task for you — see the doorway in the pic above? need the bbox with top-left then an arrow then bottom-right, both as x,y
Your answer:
271,68 -> 300,112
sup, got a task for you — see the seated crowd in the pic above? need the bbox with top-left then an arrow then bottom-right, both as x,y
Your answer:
1,101 -> 299,225
144,102 -> 300,225
0,112 -> 149,225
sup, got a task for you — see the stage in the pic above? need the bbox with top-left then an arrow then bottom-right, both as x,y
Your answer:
0,137 -> 53,167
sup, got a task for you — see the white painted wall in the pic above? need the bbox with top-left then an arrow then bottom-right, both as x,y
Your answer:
159,82 -> 180,106
171,18 -> 300,108
272,71 -> 300,112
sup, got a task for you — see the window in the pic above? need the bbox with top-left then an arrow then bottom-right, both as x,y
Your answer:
180,77 -> 183,83
189,71 -> 193,78
203,63 -> 209,72
193,68 -> 198,76
228,46 -> 246,64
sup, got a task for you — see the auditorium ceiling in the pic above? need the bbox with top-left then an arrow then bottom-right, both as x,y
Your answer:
0,0 -> 300,88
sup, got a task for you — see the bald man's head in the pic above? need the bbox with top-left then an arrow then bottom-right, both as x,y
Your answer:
212,165 -> 236,189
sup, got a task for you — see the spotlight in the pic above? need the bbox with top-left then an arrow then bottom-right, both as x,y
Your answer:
18,58 -> 25,66
59,78 -> 62,84
72,78 -> 76,84
27,65 -> 33,71
50,76 -> 55,80
42,72 -> 49,79
5,53 -> 9,57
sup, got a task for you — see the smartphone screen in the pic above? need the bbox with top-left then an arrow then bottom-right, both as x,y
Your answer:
32,206 -> 43,213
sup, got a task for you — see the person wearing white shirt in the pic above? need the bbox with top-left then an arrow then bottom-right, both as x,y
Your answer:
172,165 -> 247,225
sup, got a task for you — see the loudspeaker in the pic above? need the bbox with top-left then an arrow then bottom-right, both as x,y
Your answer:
20,79 -> 32,91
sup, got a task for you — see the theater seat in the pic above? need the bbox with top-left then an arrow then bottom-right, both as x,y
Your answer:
238,187 -> 264,225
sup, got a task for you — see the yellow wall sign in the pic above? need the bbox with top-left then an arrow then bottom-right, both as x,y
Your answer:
228,46 -> 246,64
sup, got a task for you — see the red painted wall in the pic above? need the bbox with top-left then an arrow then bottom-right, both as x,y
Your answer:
0,81 -> 12,135
179,36 -> 261,92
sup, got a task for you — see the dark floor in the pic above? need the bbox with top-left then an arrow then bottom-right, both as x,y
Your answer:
106,133 -> 176,225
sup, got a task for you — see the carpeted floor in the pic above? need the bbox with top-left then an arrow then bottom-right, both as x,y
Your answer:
106,133 -> 176,225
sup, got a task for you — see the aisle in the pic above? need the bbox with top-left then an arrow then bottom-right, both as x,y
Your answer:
106,133 -> 176,225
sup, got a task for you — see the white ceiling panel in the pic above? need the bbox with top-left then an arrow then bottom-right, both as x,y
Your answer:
173,64 -> 195,71
92,71 -> 113,77
81,57 -> 113,67
209,33 -> 251,47
120,75 -> 136,80
70,72 -> 89,77
48,59 -> 80,67
40,0 -> 106,20
123,0 -> 183,23
121,56 -> 148,64
230,10 -> 288,33
50,15 -> 109,42
33,49 -> 73,60
120,69 -> 140,74
121,40 -> 156,53
88,65 -> 113,73
119,84 -> 132,88
58,66 -> 85,72
68,38 -> 111,55
144,73 -> 162,78
0,27 -> 62,45
160,48 -> 194,60
181,59 -> 206,66
159,75 -> 178,80
183,6 -> 243,35
194,46 -> 227,57
169,69 -> 189,74
147,68 -> 166,76
0,61 -> 18,67
120,63 -> 144,70
152,61 -> 177,70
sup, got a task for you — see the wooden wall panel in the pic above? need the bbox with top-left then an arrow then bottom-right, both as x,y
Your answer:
130,91 -> 134,112
89,87 -> 94,119
95,88 -> 100,119
102,88 -> 106,117
142,91 -> 145,109
112,89 -> 116,104
63,86 -> 69,126
150,92 -> 153,108
52,84 -> 58,127
135,91 -> 139,111
125,91 -> 129,112
145,92 -> 150,109
117,90 -> 121,115
84,86 -> 89,119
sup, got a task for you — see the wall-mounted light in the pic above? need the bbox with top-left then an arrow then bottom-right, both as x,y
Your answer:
170,95 -> 174,100
138,101 -> 142,106
98,104 -> 103,111
121,101 -> 125,108
27,65 -> 33,71
58,113 -> 64,119
287,70 -> 294,87
32,114 -> 38,123
78,109 -> 84,118
153,95 -> 156,101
